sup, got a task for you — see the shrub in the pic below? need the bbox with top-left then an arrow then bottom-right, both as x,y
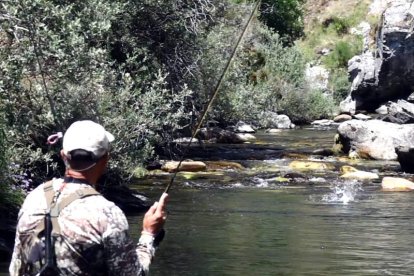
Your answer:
202,19 -> 309,126
323,17 -> 351,35
279,88 -> 335,124
0,110 -> 23,215
324,40 -> 361,69
329,68 -> 351,104
0,0 -> 199,185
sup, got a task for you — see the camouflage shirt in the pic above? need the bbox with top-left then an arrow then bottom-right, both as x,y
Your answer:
9,178 -> 157,275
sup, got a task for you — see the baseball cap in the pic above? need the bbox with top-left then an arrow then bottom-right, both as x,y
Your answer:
63,120 -> 115,159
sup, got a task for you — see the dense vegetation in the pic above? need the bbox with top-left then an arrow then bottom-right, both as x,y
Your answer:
0,0 -> 367,207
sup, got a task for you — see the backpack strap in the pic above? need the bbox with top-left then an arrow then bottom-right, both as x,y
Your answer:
31,180 -> 55,237
43,179 -> 100,235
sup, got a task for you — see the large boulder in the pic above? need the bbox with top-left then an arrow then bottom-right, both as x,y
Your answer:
336,119 -> 414,160
340,0 -> 414,113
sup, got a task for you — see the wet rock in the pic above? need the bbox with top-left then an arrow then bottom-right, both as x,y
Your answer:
198,127 -> 245,144
205,161 -> 244,170
312,148 -> 334,156
234,121 -> 255,133
288,160 -> 334,171
340,165 -> 359,174
353,113 -> 371,121
382,176 -> 414,191
178,171 -> 225,180
395,147 -> 414,173
333,114 -> 352,123
340,170 -> 379,180
283,172 -> 306,179
311,119 -> 335,127
162,160 -> 207,173
236,133 -> 256,142
266,129 -> 283,133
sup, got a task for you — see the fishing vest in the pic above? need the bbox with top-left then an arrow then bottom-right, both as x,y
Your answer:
25,180 -> 100,276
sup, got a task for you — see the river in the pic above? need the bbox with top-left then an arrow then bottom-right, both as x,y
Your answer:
128,127 -> 414,275
2,127 -> 414,275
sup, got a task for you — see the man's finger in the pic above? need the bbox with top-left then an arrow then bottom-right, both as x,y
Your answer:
147,201 -> 158,215
155,193 -> 169,215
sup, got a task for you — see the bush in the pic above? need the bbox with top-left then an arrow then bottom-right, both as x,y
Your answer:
0,0 -> 201,185
0,111 -> 23,215
202,19 -> 310,126
323,17 -> 351,35
329,68 -> 351,104
279,88 -> 335,124
324,40 -> 361,69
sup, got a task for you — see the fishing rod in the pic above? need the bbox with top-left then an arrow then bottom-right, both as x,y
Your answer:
164,0 -> 261,194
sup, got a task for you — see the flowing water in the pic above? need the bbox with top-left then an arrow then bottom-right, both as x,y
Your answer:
129,127 -> 414,275
2,127 -> 414,275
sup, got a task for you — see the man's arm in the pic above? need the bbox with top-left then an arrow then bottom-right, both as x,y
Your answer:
9,228 -> 23,276
103,193 -> 168,275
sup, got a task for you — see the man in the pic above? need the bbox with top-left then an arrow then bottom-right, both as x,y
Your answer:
10,120 -> 168,275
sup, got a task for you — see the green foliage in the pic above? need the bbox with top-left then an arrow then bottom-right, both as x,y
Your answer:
0,0 -> 203,184
258,0 -> 305,45
329,68 -> 351,104
323,17 -> 351,35
0,110 -> 23,215
324,40 -> 362,69
202,17 -> 325,125
279,89 -> 335,124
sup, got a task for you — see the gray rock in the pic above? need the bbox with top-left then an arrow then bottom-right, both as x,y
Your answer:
342,1 -> 414,112
381,100 -> 414,124
336,119 -> 414,160
260,112 -> 293,129
353,113 -> 371,120
375,104 -> 389,115
333,114 -> 352,123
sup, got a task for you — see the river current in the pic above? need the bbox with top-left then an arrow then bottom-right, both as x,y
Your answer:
131,127 -> 414,275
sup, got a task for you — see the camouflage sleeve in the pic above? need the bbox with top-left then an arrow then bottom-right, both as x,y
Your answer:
103,205 -> 156,276
9,224 -> 23,276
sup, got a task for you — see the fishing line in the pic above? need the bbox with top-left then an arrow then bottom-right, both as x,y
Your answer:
164,0 -> 261,194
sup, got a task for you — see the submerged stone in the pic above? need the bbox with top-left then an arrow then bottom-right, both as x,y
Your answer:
205,161 -> 244,170
288,160 -> 334,171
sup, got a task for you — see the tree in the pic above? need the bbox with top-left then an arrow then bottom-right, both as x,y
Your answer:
259,0 -> 305,45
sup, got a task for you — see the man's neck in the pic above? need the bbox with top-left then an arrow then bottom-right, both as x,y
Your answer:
65,169 -> 98,185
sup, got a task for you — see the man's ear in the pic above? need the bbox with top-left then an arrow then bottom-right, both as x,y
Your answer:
60,150 -> 70,168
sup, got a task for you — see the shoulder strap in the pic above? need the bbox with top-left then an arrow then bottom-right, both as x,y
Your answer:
31,181 -> 55,236
43,180 -> 100,235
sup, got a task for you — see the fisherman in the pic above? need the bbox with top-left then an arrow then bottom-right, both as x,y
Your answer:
9,120 -> 168,275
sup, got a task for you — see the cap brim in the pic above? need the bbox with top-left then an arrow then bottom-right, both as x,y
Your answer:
105,131 -> 115,142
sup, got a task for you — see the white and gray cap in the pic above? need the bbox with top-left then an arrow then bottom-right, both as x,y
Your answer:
63,120 -> 114,159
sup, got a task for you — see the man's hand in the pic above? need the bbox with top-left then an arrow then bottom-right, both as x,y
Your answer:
142,193 -> 169,236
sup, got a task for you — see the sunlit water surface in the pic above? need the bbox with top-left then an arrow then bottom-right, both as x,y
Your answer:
132,186 -> 414,276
